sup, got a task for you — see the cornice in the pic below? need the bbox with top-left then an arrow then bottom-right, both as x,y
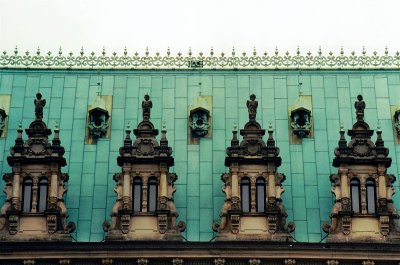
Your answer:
1,47 -> 400,70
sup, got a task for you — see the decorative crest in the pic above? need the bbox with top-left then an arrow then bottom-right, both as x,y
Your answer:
246,94 -> 258,121
34,93 -> 46,120
142,94 -> 152,121
354,95 -> 365,122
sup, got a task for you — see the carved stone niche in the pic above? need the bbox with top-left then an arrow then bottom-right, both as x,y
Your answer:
85,95 -> 112,144
103,95 -> 185,241
0,93 -> 75,241
391,105 -> 400,144
189,107 -> 210,138
288,95 -> 313,143
188,95 -> 212,144
323,95 -> 400,243
213,94 -> 295,242
0,95 -> 11,137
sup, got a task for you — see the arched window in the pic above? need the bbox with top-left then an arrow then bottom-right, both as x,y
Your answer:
350,178 -> 361,213
133,177 -> 143,212
37,177 -> 48,213
256,178 -> 266,213
22,178 -> 33,213
147,177 -> 158,212
366,178 -> 376,214
241,177 -> 251,213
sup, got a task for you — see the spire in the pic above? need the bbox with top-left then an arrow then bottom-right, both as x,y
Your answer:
231,122 -> 239,147
142,94 -> 152,121
338,123 -> 347,148
354,94 -> 365,122
12,122 -> 24,154
52,121 -> 61,147
121,122 -> 132,155
160,121 -> 168,147
246,94 -> 258,121
267,122 -> 275,147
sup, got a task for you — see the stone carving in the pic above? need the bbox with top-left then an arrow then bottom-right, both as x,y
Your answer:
59,259 -> 71,265
214,259 -> 226,265
326,261 -> 339,265
102,259 -> 113,265
172,259 -> 184,265
246,94 -> 258,120
284,259 -> 296,265
213,95 -> 294,241
325,94 -> 400,243
142,94 -> 152,121
34,92 -> 46,120
137,259 -> 149,265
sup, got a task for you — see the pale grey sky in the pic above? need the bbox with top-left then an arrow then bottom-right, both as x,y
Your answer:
0,0 -> 399,55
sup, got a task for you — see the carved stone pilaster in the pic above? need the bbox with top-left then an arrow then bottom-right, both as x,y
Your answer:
158,213 -> 168,234
120,213 -> 130,234
47,214 -> 57,234
230,214 -> 240,234
8,214 -> 18,235
268,215 -> 277,234
341,216 -> 351,235
380,215 -> 390,236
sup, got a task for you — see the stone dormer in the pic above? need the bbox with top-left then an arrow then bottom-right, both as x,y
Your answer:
0,93 -> 74,241
323,95 -> 400,242
104,95 -> 185,241
213,94 -> 295,241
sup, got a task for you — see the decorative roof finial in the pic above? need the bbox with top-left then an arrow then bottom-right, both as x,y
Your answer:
354,94 -> 365,122
34,92 -> 46,120
246,94 -> 258,121
142,94 -> 152,121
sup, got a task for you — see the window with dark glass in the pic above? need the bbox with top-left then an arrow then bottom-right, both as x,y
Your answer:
147,177 -> 158,212
350,178 -> 361,213
256,178 -> 266,212
22,178 -> 33,213
133,177 -> 143,212
241,177 -> 251,213
37,177 -> 48,213
366,178 -> 376,214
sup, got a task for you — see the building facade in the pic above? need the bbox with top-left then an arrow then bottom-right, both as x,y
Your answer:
0,48 -> 400,263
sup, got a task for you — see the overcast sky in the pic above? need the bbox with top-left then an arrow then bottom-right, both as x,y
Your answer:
0,0 -> 399,56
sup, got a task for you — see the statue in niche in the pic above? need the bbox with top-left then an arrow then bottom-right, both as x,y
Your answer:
354,94 -> 365,121
34,92 -> 46,120
142,94 -> 152,120
246,94 -> 258,120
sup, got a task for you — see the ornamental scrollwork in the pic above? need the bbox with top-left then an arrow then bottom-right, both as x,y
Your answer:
1,47 -> 400,70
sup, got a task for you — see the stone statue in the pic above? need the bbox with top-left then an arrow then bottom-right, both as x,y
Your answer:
142,94 -> 152,120
34,92 -> 46,120
354,94 -> 365,121
246,94 -> 258,120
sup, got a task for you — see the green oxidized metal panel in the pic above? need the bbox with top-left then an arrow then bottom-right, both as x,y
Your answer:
0,69 -> 400,242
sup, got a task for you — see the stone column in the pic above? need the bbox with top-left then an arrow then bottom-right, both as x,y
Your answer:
340,168 -> 349,198
122,168 -> 131,209
160,167 -> 168,198
378,167 -> 386,199
11,172 -> 20,210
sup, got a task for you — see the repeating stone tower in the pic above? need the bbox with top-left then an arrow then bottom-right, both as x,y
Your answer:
213,94 -> 295,241
0,93 -> 74,241
104,95 -> 185,241
323,95 -> 400,242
